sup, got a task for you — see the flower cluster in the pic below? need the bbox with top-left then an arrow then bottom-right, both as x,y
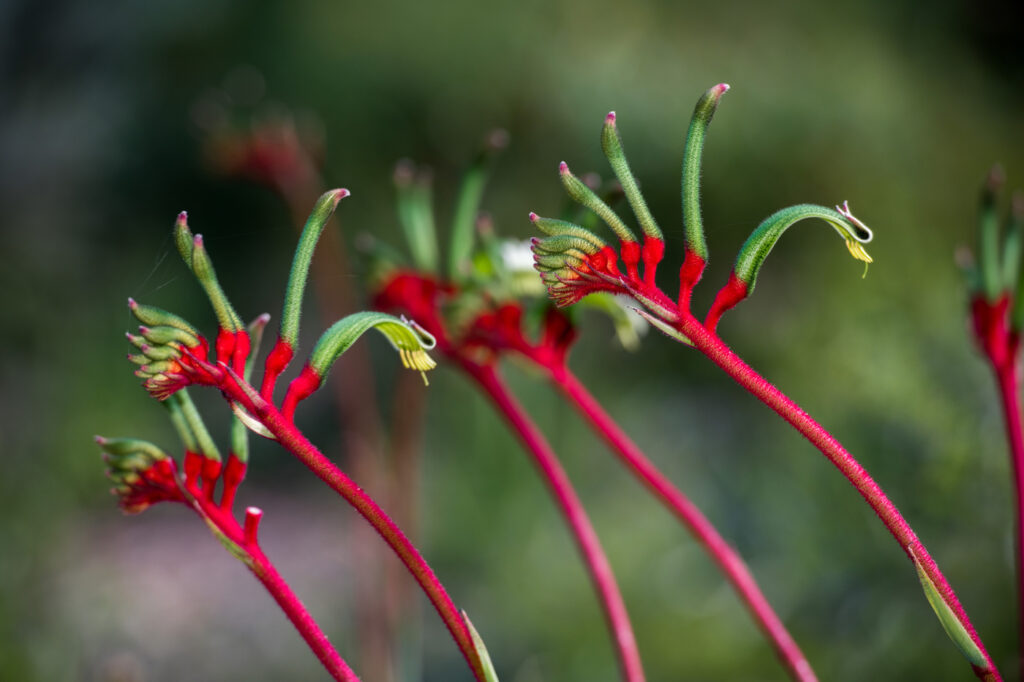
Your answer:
529,85 -> 874,340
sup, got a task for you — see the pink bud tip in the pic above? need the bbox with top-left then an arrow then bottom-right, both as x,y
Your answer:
176,211 -> 188,223
713,83 -> 730,95
559,161 -> 570,175
94,435 -> 106,444
140,344 -> 152,352
605,111 -> 616,124
127,297 -> 137,309
138,326 -> 150,333
193,234 -> 204,247
529,212 -> 539,222
255,312 -> 271,325
337,188 -> 351,199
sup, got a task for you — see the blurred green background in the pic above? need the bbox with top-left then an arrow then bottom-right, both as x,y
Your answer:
2,0 -> 1023,679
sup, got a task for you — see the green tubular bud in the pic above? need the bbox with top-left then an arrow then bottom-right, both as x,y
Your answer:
165,392 -> 199,454
733,202 -> 873,294
129,300 -> 199,336
140,324 -> 199,348
95,436 -> 168,460
560,162 -> 637,243
139,360 -> 175,375
127,353 -> 149,366
462,611 -> 500,682
126,333 -> 146,350
534,234 -> 601,256
310,311 -> 437,384
978,166 -> 1004,302
682,83 -> 730,260
191,235 -> 243,332
141,344 -> 181,361
174,211 -> 194,266
281,189 -> 349,347
601,112 -> 662,240
395,162 -> 440,273
105,452 -> 154,473
535,252 -> 585,270
449,129 -> 508,280
530,214 -> 608,248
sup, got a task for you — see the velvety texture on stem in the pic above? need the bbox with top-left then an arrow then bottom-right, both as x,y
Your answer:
677,313 -> 1001,681
226,381 -> 487,682
550,367 -> 816,682
996,363 -> 1024,674
465,362 -> 646,682
248,545 -> 360,682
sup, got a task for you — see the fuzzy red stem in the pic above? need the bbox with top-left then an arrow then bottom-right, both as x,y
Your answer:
995,362 -> 1024,675
677,313 -> 1001,681
465,362 -> 646,682
551,367 -> 816,682
247,545 -> 360,682
231,386 -> 487,682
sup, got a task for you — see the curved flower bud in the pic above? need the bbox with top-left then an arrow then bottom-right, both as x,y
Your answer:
704,202 -> 873,332
128,299 -> 200,336
601,112 -> 662,242
96,436 -> 184,514
281,312 -> 437,418
681,83 -> 729,263
560,161 -> 638,245
280,189 -> 349,348
191,234 -> 244,333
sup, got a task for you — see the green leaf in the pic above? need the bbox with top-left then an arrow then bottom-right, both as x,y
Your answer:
462,611 -> 500,682
280,189 -> 349,347
309,311 -> 437,384
909,547 -> 988,669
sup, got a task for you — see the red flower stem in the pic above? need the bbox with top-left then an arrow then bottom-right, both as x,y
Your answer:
550,366 -> 816,682
246,545 -> 360,682
677,313 -> 1001,681
995,361 -> 1024,675
230,384 -> 487,682
465,362 -> 646,682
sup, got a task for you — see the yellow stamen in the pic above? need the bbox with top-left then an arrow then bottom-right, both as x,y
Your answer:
845,239 -> 873,278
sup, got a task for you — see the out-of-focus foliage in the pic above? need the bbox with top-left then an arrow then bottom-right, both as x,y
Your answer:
0,0 -> 1022,680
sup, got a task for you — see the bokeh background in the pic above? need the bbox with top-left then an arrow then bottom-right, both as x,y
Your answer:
2,0 -> 1023,680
